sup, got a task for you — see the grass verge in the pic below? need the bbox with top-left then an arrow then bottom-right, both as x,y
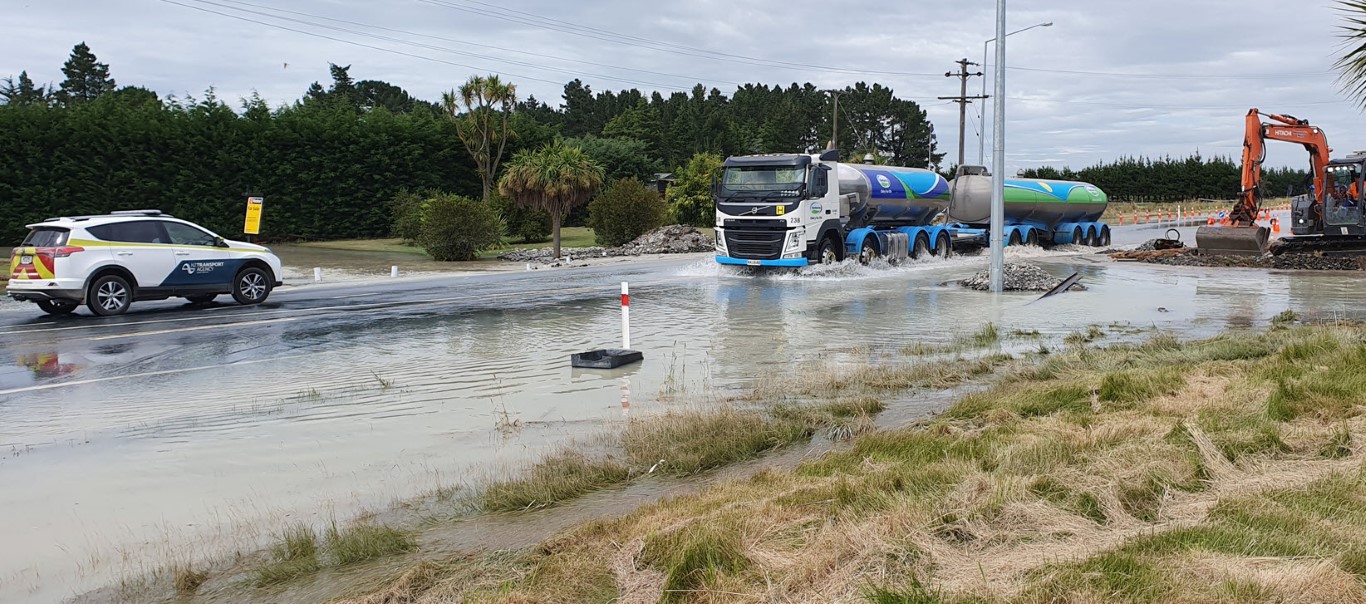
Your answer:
339,323 -> 1366,603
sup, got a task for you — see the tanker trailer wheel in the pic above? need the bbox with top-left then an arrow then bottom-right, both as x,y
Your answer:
1025,230 -> 1039,246
1085,227 -> 1100,247
932,233 -> 953,258
911,233 -> 931,259
1008,230 -> 1022,247
817,236 -> 840,265
1071,227 -> 1084,246
857,236 -> 879,265
1098,226 -> 1111,247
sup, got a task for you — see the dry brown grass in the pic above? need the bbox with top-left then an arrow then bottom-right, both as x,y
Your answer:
335,324 -> 1366,604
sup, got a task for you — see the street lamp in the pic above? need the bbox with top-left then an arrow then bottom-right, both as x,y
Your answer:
977,21 -> 1052,166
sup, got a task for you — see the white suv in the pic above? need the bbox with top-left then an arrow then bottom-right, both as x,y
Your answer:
7,210 -> 283,316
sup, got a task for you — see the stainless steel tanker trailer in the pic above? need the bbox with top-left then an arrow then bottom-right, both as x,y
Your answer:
712,151 -> 1111,267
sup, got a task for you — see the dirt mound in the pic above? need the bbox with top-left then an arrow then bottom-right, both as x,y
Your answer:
959,262 -> 1086,292
497,226 -> 713,263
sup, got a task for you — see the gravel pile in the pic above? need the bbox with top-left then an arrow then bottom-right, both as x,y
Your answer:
1142,253 -> 1366,271
497,226 -> 713,263
617,225 -> 715,255
959,262 -> 1087,292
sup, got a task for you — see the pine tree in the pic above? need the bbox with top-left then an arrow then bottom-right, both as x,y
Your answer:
56,42 -> 115,106
0,71 -> 51,106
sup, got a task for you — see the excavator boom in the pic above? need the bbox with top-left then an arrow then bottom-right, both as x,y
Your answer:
1195,108 -> 1331,256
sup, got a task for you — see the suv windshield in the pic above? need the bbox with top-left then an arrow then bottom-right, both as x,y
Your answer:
21,228 -> 69,247
718,166 -> 806,200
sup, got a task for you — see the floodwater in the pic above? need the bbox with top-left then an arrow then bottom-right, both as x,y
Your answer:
2,219 -> 1364,602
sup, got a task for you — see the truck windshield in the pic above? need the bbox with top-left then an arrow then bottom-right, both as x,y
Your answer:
719,166 -> 806,199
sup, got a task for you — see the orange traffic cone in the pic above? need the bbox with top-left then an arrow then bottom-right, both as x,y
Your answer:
1206,217 -> 1214,226
1272,218 -> 1281,233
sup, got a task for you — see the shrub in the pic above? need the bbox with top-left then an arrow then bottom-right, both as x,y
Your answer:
588,178 -> 667,246
665,152 -> 723,227
389,188 -> 430,243
492,194 -> 552,243
417,193 -> 504,261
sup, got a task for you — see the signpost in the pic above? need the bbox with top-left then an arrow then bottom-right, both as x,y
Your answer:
244,196 -> 265,236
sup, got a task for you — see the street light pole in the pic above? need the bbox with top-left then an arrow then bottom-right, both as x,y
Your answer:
988,0 -> 1009,293
977,21 -> 1052,166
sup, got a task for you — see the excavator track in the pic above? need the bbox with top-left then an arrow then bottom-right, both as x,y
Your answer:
1270,235 -> 1366,256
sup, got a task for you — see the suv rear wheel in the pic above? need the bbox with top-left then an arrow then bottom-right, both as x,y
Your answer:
232,267 -> 272,305
87,274 -> 133,316
37,299 -> 79,316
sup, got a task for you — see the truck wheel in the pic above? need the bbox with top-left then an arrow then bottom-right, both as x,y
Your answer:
1098,227 -> 1111,247
37,299 -> 79,316
932,233 -> 952,258
857,236 -> 879,265
911,233 -> 930,259
1072,227 -> 1084,246
1025,230 -> 1039,246
1008,230 -> 1022,247
817,237 -> 840,265
1085,228 -> 1099,247
87,274 -> 133,316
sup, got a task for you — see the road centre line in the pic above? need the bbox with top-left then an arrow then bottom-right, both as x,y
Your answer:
0,277 -> 685,338
87,317 -> 301,340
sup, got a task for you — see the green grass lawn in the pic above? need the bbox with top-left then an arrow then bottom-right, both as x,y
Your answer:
297,227 -> 714,260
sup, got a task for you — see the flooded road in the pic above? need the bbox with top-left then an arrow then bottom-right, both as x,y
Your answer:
1,216 -> 1360,602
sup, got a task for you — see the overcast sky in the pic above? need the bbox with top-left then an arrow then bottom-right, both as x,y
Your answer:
6,0 -> 1364,174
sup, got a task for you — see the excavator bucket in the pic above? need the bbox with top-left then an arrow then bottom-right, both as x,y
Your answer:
1195,225 -> 1270,256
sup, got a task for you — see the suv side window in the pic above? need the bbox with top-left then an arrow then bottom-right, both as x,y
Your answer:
87,220 -> 170,244
162,222 -> 218,246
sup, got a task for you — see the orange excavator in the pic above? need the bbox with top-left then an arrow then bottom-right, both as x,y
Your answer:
1195,108 -> 1332,256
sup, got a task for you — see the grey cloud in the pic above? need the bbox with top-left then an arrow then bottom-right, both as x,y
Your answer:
3,0 -> 1362,175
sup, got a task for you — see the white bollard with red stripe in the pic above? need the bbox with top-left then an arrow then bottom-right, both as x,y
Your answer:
621,281 -> 631,349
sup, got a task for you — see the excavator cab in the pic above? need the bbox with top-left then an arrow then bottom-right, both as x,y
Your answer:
1323,159 -> 1366,227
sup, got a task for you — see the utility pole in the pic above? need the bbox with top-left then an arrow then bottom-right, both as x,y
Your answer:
939,58 -> 986,170
830,91 -> 841,151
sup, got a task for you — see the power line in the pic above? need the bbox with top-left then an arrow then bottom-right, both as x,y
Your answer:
1001,65 -> 1336,80
179,0 -> 691,90
204,0 -> 742,87
414,0 -> 946,78
156,0 -> 566,85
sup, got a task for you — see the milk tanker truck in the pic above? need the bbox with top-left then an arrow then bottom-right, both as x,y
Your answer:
713,150 -> 1110,267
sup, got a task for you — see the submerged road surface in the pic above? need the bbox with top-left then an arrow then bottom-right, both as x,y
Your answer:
2,216 -> 1360,602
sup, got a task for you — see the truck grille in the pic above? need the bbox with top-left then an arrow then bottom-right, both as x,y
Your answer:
724,229 -> 786,260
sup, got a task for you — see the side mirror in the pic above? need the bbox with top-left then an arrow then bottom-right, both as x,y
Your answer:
818,149 -> 840,162
215,237 -> 229,247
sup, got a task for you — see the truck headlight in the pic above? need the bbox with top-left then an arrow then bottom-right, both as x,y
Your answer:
785,230 -> 804,252
715,234 -> 727,254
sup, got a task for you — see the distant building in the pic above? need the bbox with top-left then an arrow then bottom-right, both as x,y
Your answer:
652,173 -> 675,198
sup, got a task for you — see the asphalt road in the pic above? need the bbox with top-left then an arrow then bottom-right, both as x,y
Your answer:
0,255 -> 703,395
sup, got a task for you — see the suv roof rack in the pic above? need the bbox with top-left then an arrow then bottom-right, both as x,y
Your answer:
40,210 -> 175,222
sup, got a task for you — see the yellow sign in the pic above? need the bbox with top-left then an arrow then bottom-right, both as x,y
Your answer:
244,197 -> 264,235
776,204 -> 785,216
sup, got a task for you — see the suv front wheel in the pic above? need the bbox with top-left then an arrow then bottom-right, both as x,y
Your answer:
87,274 -> 133,316
232,267 -> 272,305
